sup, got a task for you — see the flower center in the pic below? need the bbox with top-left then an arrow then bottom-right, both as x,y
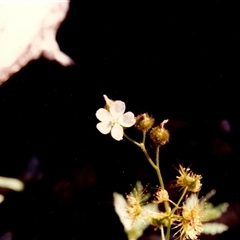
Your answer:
111,118 -> 119,126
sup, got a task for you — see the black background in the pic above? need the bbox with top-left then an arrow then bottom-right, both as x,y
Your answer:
0,1 -> 240,239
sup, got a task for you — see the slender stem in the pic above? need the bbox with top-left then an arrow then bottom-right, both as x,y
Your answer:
175,187 -> 188,208
168,199 -> 178,207
124,132 -> 171,240
139,143 -> 157,170
155,146 -> 170,215
123,133 -> 141,147
161,227 -> 166,240
165,217 -> 171,240
165,187 -> 188,240
155,146 -> 165,189
142,131 -> 146,144
124,133 -> 157,169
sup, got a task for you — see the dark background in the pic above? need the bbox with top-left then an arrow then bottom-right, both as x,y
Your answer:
0,0 -> 240,239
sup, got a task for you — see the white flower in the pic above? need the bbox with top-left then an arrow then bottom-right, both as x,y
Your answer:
96,95 -> 136,141
175,194 -> 204,240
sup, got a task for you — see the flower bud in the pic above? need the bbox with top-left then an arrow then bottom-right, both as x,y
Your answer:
103,94 -> 114,111
176,165 -> 202,193
153,188 -> 169,204
135,113 -> 155,132
150,120 -> 169,146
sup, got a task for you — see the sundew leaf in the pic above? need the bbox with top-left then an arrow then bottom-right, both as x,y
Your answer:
113,182 -> 159,240
203,202 -> 229,221
203,223 -> 228,235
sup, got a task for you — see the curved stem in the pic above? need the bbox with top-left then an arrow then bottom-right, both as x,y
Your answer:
139,143 -> 157,170
175,187 -> 188,208
123,133 -> 141,147
168,199 -> 178,207
124,133 -> 157,169
124,132 -> 171,240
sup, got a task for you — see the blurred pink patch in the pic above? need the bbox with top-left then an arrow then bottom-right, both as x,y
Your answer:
0,0 -> 73,85
220,119 -> 231,133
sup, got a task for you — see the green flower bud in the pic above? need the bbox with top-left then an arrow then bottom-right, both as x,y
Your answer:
175,165 -> 202,193
150,120 -> 170,146
135,113 -> 155,132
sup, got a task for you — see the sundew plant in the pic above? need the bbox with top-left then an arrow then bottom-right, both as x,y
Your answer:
96,95 -> 228,240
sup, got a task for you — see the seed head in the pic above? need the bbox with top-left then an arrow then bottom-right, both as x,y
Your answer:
150,119 -> 170,146
135,113 -> 155,132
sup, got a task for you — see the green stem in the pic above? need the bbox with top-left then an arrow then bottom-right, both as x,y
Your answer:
142,131 -> 146,144
124,133 -> 171,239
155,146 -> 170,215
123,133 -> 141,147
155,146 -> 171,240
165,187 -> 188,240
161,227 -> 166,240
124,133 -> 157,170
139,143 -> 157,170
155,146 -> 165,189
175,187 -> 188,208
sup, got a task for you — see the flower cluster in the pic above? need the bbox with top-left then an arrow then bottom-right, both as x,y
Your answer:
96,95 -> 169,145
96,95 -> 226,240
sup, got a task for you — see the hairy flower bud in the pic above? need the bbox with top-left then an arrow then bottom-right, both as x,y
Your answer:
175,165 -> 202,193
150,120 -> 169,146
153,188 -> 169,204
135,113 -> 155,132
